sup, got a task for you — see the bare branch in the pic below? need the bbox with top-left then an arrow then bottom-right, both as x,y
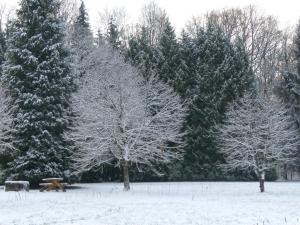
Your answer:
217,93 -> 300,178
67,44 -> 187,174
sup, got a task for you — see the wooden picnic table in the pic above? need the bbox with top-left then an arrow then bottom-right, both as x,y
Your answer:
39,178 -> 67,192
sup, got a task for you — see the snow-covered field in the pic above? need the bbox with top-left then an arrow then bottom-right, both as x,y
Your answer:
0,182 -> 300,225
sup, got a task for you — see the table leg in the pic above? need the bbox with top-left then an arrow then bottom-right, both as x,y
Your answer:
46,184 -> 55,192
40,186 -> 48,192
57,183 -> 66,192
53,180 -> 66,192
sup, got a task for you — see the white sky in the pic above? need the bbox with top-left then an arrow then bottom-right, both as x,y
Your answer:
1,0 -> 300,32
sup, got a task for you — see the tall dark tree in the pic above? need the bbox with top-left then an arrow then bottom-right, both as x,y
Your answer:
72,0 -> 93,65
276,21 -> 300,127
156,19 -> 181,85
0,25 -> 5,74
75,0 -> 89,28
2,0 -> 74,185
126,27 -> 158,79
179,25 -> 253,180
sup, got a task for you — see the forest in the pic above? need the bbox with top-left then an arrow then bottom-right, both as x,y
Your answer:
0,0 -> 300,192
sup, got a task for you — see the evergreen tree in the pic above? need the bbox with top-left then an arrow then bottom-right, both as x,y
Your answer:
174,31 -> 198,96
2,0 -> 74,185
276,21 -> 300,127
75,0 -> 89,29
179,25 -> 253,180
0,26 -> 5,74
271,20 -> 300,177
72,0 -> 93,64
126,21 -> 253,182
106,16 -> 122,49
293,21 -> 300,126
156,19 -> 181,85
126,26 -> 158,79
296,20 -> 300,76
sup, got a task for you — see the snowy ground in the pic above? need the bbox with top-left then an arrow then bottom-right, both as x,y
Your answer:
0,182 -> 300,225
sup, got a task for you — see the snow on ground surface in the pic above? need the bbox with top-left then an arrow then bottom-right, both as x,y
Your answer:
0,182 -> 300,225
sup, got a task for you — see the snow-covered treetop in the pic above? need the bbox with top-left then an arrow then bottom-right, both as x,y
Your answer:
68,44 -> 187,172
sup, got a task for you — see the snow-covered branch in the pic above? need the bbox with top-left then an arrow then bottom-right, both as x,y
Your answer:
67,44 -> 187,190
217,93 -> 300,191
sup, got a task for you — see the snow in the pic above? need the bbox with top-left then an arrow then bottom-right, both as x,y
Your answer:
4,181 -> 29,184
0,182 -> 300,225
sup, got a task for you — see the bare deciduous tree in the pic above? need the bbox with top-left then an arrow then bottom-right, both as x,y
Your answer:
68,44 -> 187,191
278,27 -> 297,74
140,1 -> 168,46
217,93 -> 300,192
0,4 -> 6,32
0,4 -> 15,32
187,6 -> 282,94
58,0 -> 79,26
98,7 -> 128,40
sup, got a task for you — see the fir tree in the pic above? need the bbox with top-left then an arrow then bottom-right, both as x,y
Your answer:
156,19 -> 181,85
2,0 -> 74,185
174,31 -> 198,96
126,26 -> 158,79
75,0 -> 89,29
180,25 -> 253,180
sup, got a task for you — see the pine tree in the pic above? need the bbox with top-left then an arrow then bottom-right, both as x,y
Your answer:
180,25 -> 253,180
2,0 -> 74,185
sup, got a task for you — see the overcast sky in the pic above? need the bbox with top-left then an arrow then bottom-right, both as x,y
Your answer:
1,0 -> 300,32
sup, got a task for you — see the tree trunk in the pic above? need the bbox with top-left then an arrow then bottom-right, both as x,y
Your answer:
283,164 -> 288,180
122,161 -> 130,191
259,171 -> 265,192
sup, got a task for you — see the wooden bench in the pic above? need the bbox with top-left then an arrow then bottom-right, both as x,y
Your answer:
39,178 -> 67,192
5,181 -> 30,192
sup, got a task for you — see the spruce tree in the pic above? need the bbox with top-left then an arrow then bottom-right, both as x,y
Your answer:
180,25 -> 253,180
2,0 -> 74,184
